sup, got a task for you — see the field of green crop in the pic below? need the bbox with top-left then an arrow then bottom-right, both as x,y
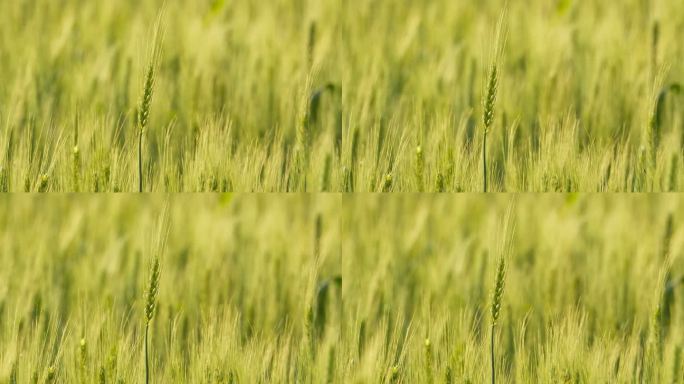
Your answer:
4,194 -> 684,383
343,1 -> 684,192
343,194 -> 684,382
4,1 -> 684,383
0,0 -> 340,192
0,195 -> 341,382
5,1 -> 684,191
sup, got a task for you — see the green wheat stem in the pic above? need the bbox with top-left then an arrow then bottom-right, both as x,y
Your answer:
490,255 -> 506,384
144,257 -> 160,384
482,8 -> 506,193
138,128 -> 144,193
490,323 -> 495,384
137,13 -> 165,193
482,130 -> 488,192
145,324 -> 150,384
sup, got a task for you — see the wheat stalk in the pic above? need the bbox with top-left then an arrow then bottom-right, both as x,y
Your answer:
144,204 -> 170,384
490,203 -> 514,384
482,10 -> 507,192
137,14 -> 165,193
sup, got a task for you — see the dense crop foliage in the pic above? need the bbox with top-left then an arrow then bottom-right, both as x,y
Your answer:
0,195 -> 341,382
4,0 -> 684,382
343,1 -> 684,191
0,0 -> 341,191
343,195 -> 684,382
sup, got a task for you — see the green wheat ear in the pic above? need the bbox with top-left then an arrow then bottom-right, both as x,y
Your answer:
137,13 -> 166,193
482,65 -> 498,135
481,9 -> 507,193
490,201 -> 514,384
491,256 -> 506,326
144,203 -> 170,384
145,257 -> 161,323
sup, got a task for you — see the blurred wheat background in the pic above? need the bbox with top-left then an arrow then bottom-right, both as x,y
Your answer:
342,1 -> 684,191
0,194 -> 341,382
0,0 -> 341,192
343,194 -> 684,382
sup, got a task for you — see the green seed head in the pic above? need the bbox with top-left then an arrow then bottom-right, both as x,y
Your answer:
482,65 -> 498,133
145,258 -> 161,323
491,256 -> 506,325
138,64 -> 155,133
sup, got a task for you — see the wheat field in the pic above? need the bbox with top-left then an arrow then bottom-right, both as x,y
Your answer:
4,195 -> 684,383
0,0 -> 340,192
4,0 -> 684,383
0,195 -> 341,382
4,1 -> 684,191
342,1 -> 684,192
342,194 -> 684,383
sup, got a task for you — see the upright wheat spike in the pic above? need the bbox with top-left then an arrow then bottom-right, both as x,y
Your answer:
144,257 -> 160,384
490,203 -> 514,384
482,10 -> 507,192
138,64 -> 154,192
137,15 -> 165,193
490,256 -> 506,384
144,204 -> 170,384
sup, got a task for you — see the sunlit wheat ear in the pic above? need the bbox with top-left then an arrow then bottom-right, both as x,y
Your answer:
137,14 -> 166,193
482,65 -> 498,134
144,256 -> 160,384
145,258 -> 160,324
491,257 -> 506,326
481,9 -> 507,193
144,203 -> 170,384
490,202 -> 514,384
